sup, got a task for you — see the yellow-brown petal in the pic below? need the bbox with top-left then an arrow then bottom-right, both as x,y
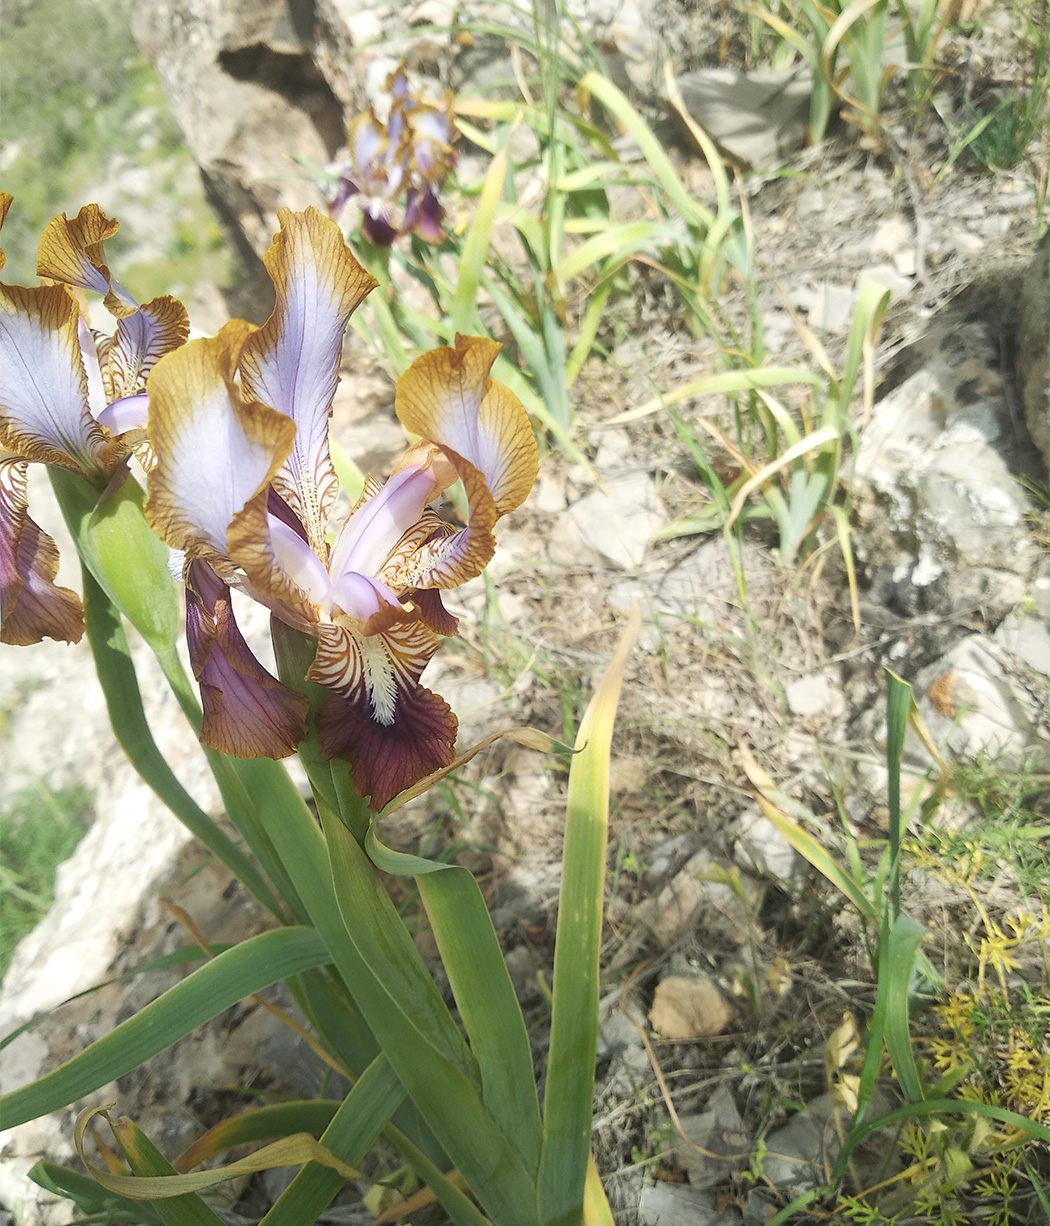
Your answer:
36,205 -> 138,317
395,334 -> 538,517
0,192 -> 12,270
146,321 -> 295,565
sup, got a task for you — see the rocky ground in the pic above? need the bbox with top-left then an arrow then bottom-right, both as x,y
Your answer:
2,1 -> 1049,1223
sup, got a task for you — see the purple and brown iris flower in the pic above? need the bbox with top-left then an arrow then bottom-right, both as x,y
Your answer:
332,66 -> 457,247
145,206 -> 537,810
0,195 -> 189,647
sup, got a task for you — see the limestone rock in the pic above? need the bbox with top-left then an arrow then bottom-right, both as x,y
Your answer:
649,974 -> 733,1040
915,635 -> 1050,765
672,68 -> 811,168
856,319 -> 1037,586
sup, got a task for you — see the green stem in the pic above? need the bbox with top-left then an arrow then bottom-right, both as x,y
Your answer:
80,566 -> 284,919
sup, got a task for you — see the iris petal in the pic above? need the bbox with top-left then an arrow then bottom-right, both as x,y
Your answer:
0,456 -> 84,645
328,460 -> 443,585
311,614 -> 456,810
395,334 -> 538,516
239,208 -> 377,556
36,205 -> 138,317
186,560 -> 309,758
146,321 -> 296,564
0,282 -> 115,476
317,682 -> 458,811
97,296 -> 190,403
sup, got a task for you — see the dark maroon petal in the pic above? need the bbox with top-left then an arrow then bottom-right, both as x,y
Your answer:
361,209 -> 399,248
407,187 -> 445,244
412,586 -> 458,637
316,681 -> 457,811
267,486 -> 308,540
0,457 -> 83,645
186,559 -> 309,758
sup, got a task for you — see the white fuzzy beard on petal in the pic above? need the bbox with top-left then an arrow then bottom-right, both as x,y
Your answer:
360,633 -> 397,726
167,545 -> 188,582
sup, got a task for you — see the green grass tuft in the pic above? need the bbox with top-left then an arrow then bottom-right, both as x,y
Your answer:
0,784 -> 93,981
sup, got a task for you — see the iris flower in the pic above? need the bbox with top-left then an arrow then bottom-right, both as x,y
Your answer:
332,66 -> 457,247
145,207 -> 537,809
0,195 -> 189,646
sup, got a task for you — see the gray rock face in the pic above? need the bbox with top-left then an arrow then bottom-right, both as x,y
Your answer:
1017,229 -> 1049,472
132,0 -> 679,315
133,0 -> 348,318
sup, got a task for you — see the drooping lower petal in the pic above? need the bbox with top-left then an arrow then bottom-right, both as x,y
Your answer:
0,456 -> 83,645
395,334 -> 538,516
310,612 -> 456,809
185,559 -> 309,758
0,283 -> 117,476
36,205 -> 138,317
316,680 -> 457,811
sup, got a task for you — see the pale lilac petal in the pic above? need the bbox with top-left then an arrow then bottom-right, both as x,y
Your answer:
328,462 -> 439,584
238,209 -> 376,555
80,319 -> 108,419
268,512 -> 331,607
146,323 -> 295,562
101,296 -> 190,401
97,393 -> 149,436
329,571 -> 401,623
0,282 -> 114,476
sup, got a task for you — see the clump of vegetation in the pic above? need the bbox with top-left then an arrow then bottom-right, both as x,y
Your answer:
1,785 -> 93,980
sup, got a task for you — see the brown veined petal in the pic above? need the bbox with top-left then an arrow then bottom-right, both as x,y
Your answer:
317,682 -> 458,811
380,448 -> 497,591
412,586 -> 459,637
227,492 -> 319,629
97,296 -> 190,403
239,207 -> 377,557
312,613 -> 456,810
0,456 -> 84,645
186,559 -> 309,758
0,282 -> 117,476
394,334 -> 538,517
146,321 -> 296,565
36,205 -> 138,317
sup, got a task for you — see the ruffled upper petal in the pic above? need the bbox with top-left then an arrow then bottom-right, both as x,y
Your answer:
36,205 -> 138,317
0,282 -> 117,476
394,334 -> 538,516
145,321 -> 296,565
0,455 -> 84,645
238,208 -> 377,556
96,296 -> 190,403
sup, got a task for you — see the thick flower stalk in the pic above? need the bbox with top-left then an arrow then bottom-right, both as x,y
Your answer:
0,194 -> 189,646
332,65 -> 457,247
145,206 -> 537,810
